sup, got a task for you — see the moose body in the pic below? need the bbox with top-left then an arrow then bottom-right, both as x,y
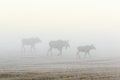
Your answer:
77,45 -> 96,58
48,40 -> 70,56
22,37 -> 41,52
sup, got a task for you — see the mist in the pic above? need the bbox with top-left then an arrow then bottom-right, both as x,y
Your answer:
0,0 -> 120,58
0,26 -> 120,58
1,1 -> 120,80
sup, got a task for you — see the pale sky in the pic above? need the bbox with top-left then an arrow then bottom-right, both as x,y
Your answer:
0,0 -> 120,57
0,0 -> 120,27
0,0 -> 120,35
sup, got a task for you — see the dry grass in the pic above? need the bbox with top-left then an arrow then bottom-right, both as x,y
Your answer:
0,67 -> 120,80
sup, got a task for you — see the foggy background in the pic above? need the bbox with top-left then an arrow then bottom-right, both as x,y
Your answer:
0,0 -> 120,58
0,26 -> 120,58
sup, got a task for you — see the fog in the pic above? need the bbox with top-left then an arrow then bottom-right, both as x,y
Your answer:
1,1 -> 120,80
0,26 -> 120,58
0,0 -> 120,63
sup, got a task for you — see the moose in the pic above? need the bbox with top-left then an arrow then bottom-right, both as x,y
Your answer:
76,44 -> 96,58
48,40 -> 70,56
22,37 -> 41,52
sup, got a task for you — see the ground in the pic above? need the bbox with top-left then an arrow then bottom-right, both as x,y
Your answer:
0,51 -> 120,80
0,67 -> 120,80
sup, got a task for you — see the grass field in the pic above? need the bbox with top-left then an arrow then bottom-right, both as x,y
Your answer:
0,52 -> 120,80
0,67 -> 120,80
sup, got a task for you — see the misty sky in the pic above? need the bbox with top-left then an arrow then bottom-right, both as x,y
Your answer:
0,0 -> 120,57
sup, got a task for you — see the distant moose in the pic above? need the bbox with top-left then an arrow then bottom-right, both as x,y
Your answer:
76,44 -> 96,58
22,37 -> 41,52
48,40 -> 70,56
21,37 -> 96,58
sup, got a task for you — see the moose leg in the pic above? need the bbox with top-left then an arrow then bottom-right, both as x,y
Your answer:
84,52 -> 90,58
84,52 -> 87,58
87,52 -> 91,57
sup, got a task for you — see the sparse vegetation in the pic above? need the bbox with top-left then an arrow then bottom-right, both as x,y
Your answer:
0,68 -> 120,80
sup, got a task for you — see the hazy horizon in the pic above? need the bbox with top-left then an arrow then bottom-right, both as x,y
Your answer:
0,0 -> 120,57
